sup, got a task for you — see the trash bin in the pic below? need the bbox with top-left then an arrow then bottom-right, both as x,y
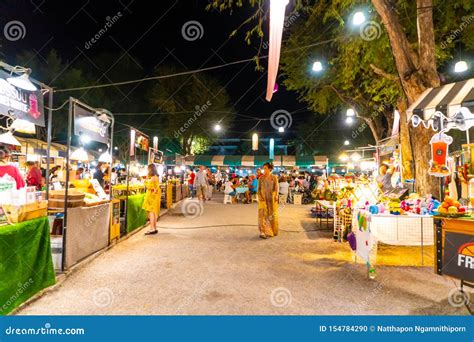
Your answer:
293,193 -> 303,205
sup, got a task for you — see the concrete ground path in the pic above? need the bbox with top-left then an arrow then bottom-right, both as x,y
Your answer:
17,194 -> 468,315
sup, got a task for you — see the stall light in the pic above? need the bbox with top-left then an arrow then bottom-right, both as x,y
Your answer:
345,117 -> 354,125
180,165 -> 186,171
99,151 -> 112,163
278,126 -> 285,133
153,136 -> 158,150
174,166 -> 181,173
214,124 -> 222,132
91,160 -> 97,166
80,134 -> 91,144
344,140 -> 350,145
339,153 -> 349,162
312,61 -> 323,72
98,148 -> 103,152
454,60 -> 468,73
311,168 -> 316,173
347,163 -> 355,170
352,11 -> 366,26
10,118 -> 35,134
341,169 -> 346,173
114,146 -> 118,150
351,152 -> 362,162
331,168 -> 336,173
7,71 -> 37,91
0,131 -> 21,146
70,147 -> 89,162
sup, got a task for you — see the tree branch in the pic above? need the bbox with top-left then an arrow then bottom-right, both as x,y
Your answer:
371,0 -> 417,80
369,63 -> 399,81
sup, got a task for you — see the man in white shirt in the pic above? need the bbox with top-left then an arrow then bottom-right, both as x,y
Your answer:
224,179 -> 236,197
195,166 -> 208,201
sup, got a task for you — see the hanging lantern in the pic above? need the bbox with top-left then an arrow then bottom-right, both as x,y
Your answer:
269,138 -> 275,160
252,133 -> 258,151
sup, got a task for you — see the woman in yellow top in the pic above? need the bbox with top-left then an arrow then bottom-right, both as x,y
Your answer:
143,164 -> 161,235
258,162 -> 279,239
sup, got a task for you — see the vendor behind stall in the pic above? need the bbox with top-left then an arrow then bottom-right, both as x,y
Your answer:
93,162 -> 105,187
0,145 -> 25,189
377,163 -> 394,192
26,161 -> 43,190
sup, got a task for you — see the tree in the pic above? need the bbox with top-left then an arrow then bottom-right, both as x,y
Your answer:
208,0 -> 474,194
148,65 -> 235,155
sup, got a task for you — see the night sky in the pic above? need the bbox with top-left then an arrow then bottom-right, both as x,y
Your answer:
1,0 -> 354,150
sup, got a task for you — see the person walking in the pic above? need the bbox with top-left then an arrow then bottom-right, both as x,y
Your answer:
195,165 -> 208,202
143,164 -> 161,235
257,162 -> 279,239
187,169 -> 195,198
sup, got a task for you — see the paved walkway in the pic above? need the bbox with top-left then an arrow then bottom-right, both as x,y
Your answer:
18,194 -> 467,315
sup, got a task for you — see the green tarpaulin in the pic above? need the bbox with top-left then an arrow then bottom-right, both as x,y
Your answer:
295,156 -> 316,167
193,155 -> 214,167
223,155 -> 242,166
127,194 -> 148,233
0,217 -> 56,315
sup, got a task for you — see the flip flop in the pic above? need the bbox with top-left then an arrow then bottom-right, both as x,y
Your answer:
259,233 -> 267,239
145,230 -> 158,235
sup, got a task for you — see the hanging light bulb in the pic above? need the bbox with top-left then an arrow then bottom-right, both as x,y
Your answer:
252,133 -> 259,151
454,60 -> 468,73
352,11 -> 366,26
278,126 -> 285,133
346,108 -> 355,117
312,61 -> 323,72
10,118 -> 35,134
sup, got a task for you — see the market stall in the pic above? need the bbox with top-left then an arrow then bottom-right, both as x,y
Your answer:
406,78 -> 474,313
52,98 -> 115,271
0,62 -> 56,314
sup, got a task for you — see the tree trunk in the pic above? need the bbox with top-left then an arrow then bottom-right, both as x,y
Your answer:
372,0 -> 440,195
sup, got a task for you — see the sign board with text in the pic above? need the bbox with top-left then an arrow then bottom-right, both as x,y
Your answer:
443,231 -> 474,281
0,70 -> 45,126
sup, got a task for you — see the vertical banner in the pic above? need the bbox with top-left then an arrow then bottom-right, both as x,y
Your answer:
269,138 -> 275,160
130,129 -> 136,157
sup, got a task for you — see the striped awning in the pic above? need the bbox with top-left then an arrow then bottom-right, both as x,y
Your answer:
180,155 -> 328,167
407,78 -> 474,119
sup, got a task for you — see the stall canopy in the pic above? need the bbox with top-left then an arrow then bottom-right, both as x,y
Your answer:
407,78 -> 474,119
182,155 -> 327,167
